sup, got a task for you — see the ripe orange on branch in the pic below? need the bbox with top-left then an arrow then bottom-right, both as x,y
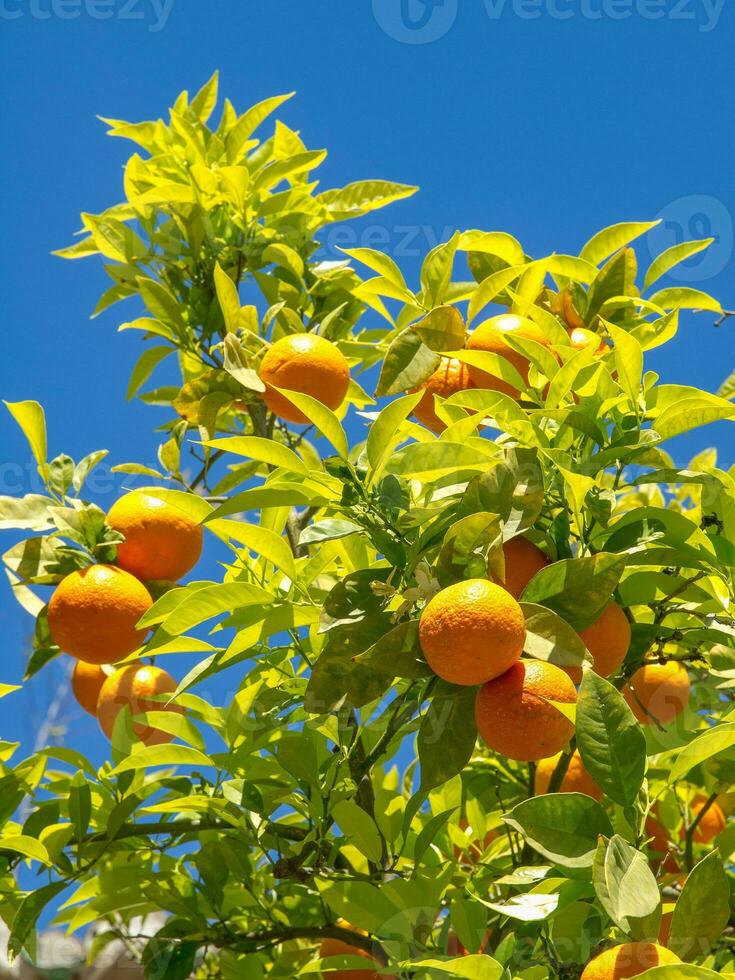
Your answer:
681,795 -> 726,845
258,333 -> 351,424
71,661 -> 110,716
107,490 -> 203,582
492,536 -> 550,599
319,921 -> 382,980
580,942 -> 680,979
565,600 -> 630,684
48,564 -> 152,665
466,314 -> 551,398
419,579 -> 526,686
475,659 -> 576,762
412,357 -> 474,433
623,661 -> 690,726
535,750 -> 602,801
96,664 -> 183,745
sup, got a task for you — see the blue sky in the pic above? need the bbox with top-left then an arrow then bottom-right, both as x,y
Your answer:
1,0 -> 734,761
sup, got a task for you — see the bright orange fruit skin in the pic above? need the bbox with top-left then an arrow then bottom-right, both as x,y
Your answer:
623,661 -> 690,726
466,314 -> 551,397
680,796 -> 726,845
645,813 -> 681,874
71,661 -> 109,716
48,565 -> 152,665
535,750 -> 602,801
96,664 -> 182,745
107,491 -> 203,583
419,579 -> 526,686
475,660 -> 576,762
566,601 -> 631,684
580,942 -> 680,979
493,537 -> 550,599
319,921 -> 381,980
412,357 -> 475,433
259,333 -> 350,424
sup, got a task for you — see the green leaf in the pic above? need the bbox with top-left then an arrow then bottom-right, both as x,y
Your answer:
653,391 -> 735,441
68,771 -> 92,841
415,305 -> 467,352
586,249 -> 637,323
375,327 -> 441,397
668,722 -> 735,783
126,345 -> 173,400
605,321 -> 644,406
0,495 -> 54,531
521,603 -> 589,669
648,287 -> 723,313
8,881 -> 67,962
366,391 -> 423,486
148,581 -> 274,634
468,264 -> 528,324
669,851 -> 730,960
226,92 -> 295,161
110,744 -> 213,774
211,520 -> 297,581
214,262 -> 241,332
0,684 -> 21,698
438,512 -> 502,587
717,369 -> 735,401
299,519 -> 361,546
190,70 -> 219,123
580,220 -> 660,266
0,835 -> 50,865
332,800 -> 383,864
271,388 -> 348,457
403,957 -> 503,979
593,836 -> 661,939
644,238 -> 714,290
504,794 -> 612,868
202,436 -> 307,474
4,400 -> 47,468
420,233 -> 460,307
339,246 -> 408,291
521,553 -> 627,630
354,620 -> 431,679
418,683 -> 478,792
577,672 -> 646,806
317,179 -> 418,219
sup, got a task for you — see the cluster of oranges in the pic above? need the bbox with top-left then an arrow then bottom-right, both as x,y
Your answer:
418,536 -> 692,762
251,316 -> 605,432
49,491 -> 202,745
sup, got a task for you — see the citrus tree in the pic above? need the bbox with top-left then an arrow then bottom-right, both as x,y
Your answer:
2,72 -> 735,980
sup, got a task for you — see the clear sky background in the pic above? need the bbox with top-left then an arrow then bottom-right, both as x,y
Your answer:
1,0 -> 734,764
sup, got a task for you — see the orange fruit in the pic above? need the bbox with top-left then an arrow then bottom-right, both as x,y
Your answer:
624,662 -> 690,726
566,601 -> 631,684
535,750 -> 602,801
259,333 -> 350,424
492,537 -> 550,599
466,314 -> 551,398
476,660 -> 576,762
48,565 -> 152,665
419,579 -> 526,686
412,357 -> 474,433
107,490 -> 203,582
319,921 -> 381,980
569,327 -> 607,354
71,662 -> 109,716
680,795 -> 726,845
96,664 -> 183,745
453,816 -> 498,864
580,942 -> 680,979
